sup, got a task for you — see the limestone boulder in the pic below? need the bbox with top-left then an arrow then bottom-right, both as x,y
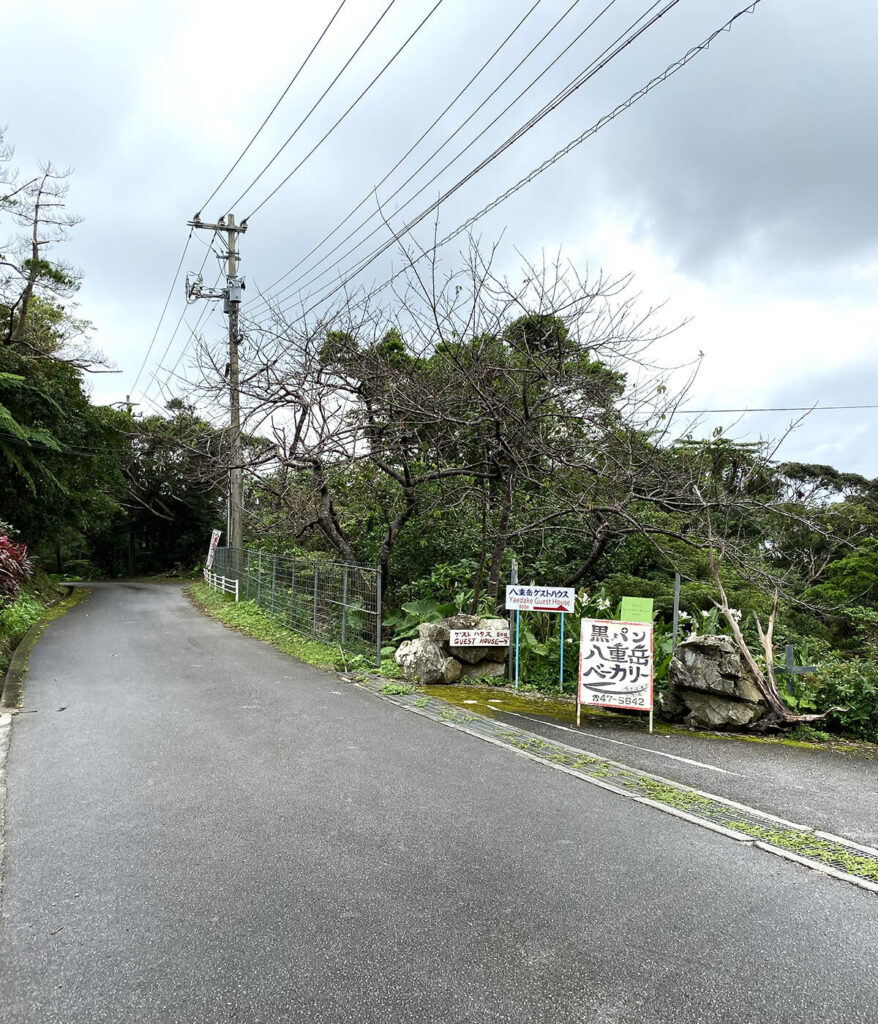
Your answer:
660,634 -> 768,731
670,635 -> 762,701
395,638 -> 462,685
677,689 -> 764,730
458,659 -> 507,680
421,614 -> 510,665
419,621 -> 452,646
476,617 -> 511,663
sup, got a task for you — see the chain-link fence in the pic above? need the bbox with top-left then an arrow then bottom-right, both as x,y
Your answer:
213,547 -> 382,664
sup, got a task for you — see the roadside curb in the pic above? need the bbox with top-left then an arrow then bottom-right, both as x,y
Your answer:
0,587 -> 79,712
356,678 -> 878,898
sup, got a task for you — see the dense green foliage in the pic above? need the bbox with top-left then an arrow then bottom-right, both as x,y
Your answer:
2,135 -> 876,741
1,134 -> 224,579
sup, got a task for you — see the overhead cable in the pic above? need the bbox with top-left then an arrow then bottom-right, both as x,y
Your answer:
269,0 -> 684,320
129,231 -> 192,394
198,0 -> 348,214
218,0 -> 404,214
245,0 -> 559,307
266,0 -> 762,327
241,0 -> 446,219
250,0 -> 629,313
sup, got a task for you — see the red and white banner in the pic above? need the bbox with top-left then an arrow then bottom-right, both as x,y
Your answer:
205,529 -> 223,569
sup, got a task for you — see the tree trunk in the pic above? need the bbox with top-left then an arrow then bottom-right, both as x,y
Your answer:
470,489 -> 489,613
485,473 -> 515,607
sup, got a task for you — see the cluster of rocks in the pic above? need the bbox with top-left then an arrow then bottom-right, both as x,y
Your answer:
395,614 -> 509,685
659,634 -> 768,730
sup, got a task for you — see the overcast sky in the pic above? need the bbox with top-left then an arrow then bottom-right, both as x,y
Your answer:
5,0 -> 878,474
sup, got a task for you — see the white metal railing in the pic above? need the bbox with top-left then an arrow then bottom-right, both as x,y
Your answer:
203,567 -> 239,601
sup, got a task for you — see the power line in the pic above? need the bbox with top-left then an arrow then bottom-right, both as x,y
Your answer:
247,0 -> 550,308
129,231 -> 192,394
152,297 -> 224,405
266,0 -> 684,322
222,0 -> 400,214
137,244 -> 219,408
671,405 -> 878,415
249,0 -> 628,313
242,0 -> 447,219
260,0 -> 762,331
198,0 -> 348,215
140,282 -> 221,409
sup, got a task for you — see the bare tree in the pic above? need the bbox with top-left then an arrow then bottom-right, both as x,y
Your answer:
181,236 -> 843,615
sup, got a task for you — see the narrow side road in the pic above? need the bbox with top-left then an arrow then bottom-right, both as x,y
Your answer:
1,583 -> 876,1024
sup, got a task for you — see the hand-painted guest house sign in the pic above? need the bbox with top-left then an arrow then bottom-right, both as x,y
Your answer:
449,629 -> 510,647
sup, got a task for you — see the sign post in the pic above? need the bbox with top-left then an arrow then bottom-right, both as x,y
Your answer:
578,618 -> 654,732
505,585 -> 576,690
559,611 -> 565,693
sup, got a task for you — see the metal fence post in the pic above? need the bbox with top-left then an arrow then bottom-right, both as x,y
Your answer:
257,550 -> 263,606
290,558 -> 297,626
271,553 -> 277,616
376,570 -> 382,668
245,549 -> 251,600
341,563 -> 349,647
312,562 -> 319,635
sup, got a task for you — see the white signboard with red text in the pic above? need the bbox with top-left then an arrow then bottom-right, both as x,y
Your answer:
206,529 -> 223,570
505,585 -> 575,613
578,618 -> 654,711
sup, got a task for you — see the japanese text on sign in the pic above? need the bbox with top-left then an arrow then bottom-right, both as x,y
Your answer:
206,529 -> 222,569
505,585 -> 575,613
578,618 -> 654,711
449,630 -> 510,647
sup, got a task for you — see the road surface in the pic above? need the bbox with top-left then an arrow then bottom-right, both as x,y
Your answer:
1,583 -> 876,1023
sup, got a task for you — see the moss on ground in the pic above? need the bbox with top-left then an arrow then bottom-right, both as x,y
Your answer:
726,821 -> 878,882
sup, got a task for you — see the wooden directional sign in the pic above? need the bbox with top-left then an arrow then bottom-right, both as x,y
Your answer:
505,585 -> 575,613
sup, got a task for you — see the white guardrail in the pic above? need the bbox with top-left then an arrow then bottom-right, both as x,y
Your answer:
203,567 -> 239,601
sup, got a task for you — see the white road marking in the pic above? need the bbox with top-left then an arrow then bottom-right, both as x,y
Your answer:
504,712 -> 739,775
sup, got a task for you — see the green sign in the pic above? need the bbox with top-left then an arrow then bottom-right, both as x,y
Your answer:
620,596 -> 654,623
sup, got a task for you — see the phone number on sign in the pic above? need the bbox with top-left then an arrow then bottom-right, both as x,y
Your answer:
583,693 -> 647,707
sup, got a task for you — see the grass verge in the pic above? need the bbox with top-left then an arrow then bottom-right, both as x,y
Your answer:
187,582 -> 341,670
1,588 -> 85,708
0,572 -> 65,676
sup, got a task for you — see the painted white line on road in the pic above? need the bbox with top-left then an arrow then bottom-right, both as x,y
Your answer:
368,688 -> 877,896
504,711 -> 740,776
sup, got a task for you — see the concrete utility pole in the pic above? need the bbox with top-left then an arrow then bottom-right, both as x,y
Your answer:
186,213 -> 248,552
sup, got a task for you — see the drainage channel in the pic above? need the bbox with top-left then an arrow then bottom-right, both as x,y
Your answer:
357,678 -> 878,895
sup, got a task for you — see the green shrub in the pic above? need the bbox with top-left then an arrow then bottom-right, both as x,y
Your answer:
0,591 -> 43,639
788,658 -> 878,743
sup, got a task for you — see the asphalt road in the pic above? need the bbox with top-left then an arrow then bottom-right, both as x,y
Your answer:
1,583 -> 876,1024
488,705 -> 878,845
